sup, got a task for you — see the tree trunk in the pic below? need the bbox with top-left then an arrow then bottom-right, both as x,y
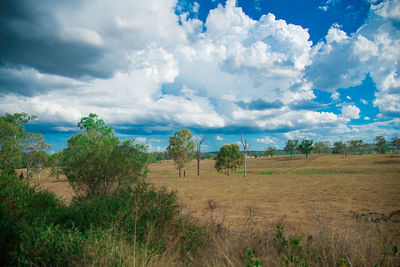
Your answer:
184,168 -> 186,178
243,151 -> 247,177
38,169 -> 41,182
197,152 -> 200,176
26,166 -> 30,181
179,167 -> 181,178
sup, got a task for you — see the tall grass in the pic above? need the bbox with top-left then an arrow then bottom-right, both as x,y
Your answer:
1,171 -> 399,266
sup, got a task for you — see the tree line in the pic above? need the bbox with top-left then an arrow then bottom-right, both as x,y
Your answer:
1,112 -> 398,183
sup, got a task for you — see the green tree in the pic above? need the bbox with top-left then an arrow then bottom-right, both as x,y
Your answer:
314,141 -> 331,154
347,139 -> 364,154
265,146 -> 277,158
333,141 -> 347,156
0,113 -> 36,172
31,151 -> 49,181
391,137 -> 399,154
374,135 -> 387,154
298,139 -> 314,158
167,128 -> 195,178
62,113 -> 148,196
215,144 -> 242,175
21,133 -> 50,180
284,139 -> 299,157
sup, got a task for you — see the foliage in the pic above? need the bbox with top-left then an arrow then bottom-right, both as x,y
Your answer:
346,139 -> 365,154
0,170 -> 205,266
391,137 -> 399,154
148,152 -> 170,163
21,132 -> 50,180
0,113 -> 36,173
215,144 -> 242,175
0,171 -> 83,265
284,139 -> 299,157
298,139 -> 314,158
243,248 -> 260,267
265,146 -> 277,158
374,135 -> 387,154
167,128 -> 195,177
332,141 -> 346,155
62,113 -> 148,196
314,141 -> 331,154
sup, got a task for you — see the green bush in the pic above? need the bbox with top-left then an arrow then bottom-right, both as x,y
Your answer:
0,172 -> 84,265
62,113 -> 148,196
68,181 -> 180,240
0,172 -> 206,265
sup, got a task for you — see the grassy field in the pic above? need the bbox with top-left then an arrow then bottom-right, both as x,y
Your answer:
30,154 -> 400,233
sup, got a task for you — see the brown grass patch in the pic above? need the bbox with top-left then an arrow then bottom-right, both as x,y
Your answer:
24,154 -> 400,233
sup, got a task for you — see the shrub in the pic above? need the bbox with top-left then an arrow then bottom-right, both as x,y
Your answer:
62,114 -> 148,196
215,144 -> 242,175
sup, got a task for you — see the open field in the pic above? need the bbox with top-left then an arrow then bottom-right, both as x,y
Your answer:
28,154 -> 400,233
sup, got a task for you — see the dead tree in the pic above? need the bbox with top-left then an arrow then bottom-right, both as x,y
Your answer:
196,136 -> 206,176
241,132 -> 250,177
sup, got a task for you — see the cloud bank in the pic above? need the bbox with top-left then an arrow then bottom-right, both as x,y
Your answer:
0,0 -> 399,145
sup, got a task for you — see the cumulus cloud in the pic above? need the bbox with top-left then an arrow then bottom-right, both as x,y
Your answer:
0,0 -> 398,143
256,136 -> 275,144
341,104 -> 360,119
216,135 -> 224,141
307,1 -> 400,119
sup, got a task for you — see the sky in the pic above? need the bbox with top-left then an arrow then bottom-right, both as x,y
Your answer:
0,0 -> 399,153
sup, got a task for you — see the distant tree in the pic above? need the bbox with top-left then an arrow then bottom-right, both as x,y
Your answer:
265,146 -> 277,158
31,151 -> 49,181
284,139 -> 299,157
347,139 -> 364,154
215,144 -> 242,175
196,136 -> 205,176
21,133 -> 50,180
391,137 -> 399,154
240,132 -> 250,177
167,128 -> 195,178
314,141 -> 331,154
62,113 -> 148,196
298,139 -> 314,158
333,141 -> 347,156
374,136 -> 387,154
359,141 -> 370,154
49,151 -> 64,180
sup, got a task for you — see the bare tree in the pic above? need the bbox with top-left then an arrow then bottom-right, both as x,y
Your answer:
196,136 -> 205,176
240,132 -> 250,177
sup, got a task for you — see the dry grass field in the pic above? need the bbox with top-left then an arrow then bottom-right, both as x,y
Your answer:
28,154 -> 400,234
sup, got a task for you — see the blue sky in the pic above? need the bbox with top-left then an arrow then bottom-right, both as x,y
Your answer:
0,0 -> 399,152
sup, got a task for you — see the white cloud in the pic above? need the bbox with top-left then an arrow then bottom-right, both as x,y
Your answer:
331,92 -> 339,100
360,99 -> 368,104
346,96 -> 351,100
1,0 -> 399,143
135,136 -> 147,143
256,136 -> 275,144
216,135 -> 224,141
373,0 -> 400,22
318,6 -> 329,12
364,116 -> 370,120
341,104 -> 360,119
307,2 -> 400,119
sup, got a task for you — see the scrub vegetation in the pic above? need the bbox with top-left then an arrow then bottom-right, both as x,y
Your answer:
1,112 -> 400,266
